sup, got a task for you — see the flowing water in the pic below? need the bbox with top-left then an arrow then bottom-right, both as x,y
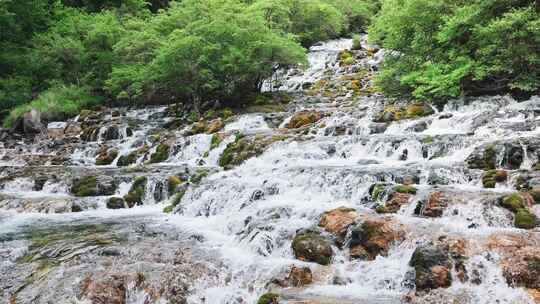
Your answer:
2,38 -> 540,304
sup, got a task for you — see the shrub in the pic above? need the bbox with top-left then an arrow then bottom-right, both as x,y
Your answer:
3,84 -> 100,128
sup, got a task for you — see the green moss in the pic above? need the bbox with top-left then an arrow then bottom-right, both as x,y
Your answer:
339,50 -> 355,66
405,103 -> 434,118
482,170 -> 507,188
514,208 -> 537,229
106,197 -> 125,209
148,143 -> 170,164
167,175 -> 183,195
529,189 -> 540,204
210,134 -> 223,150
191,169 -> 209,184
257,293 -> 279,304
123,176 -> 147,207
95,149 -> 118,166
501,193 -> 526,213
423,136 -> 434,144
393,185 -> 417,195
117,151 -> 139,167
370,183 -> 386,201
71,176 -> 97,197
163,189 -> 186,214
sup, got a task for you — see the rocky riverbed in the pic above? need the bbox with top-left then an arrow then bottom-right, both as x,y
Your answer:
2,37 -> 540,304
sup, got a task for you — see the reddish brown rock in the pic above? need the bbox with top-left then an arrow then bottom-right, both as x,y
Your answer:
423,192 -> 450,217
318,207 -> 358,237
349,217 -> 405,260
287,266 -> 313,287
377,192 -> 412,213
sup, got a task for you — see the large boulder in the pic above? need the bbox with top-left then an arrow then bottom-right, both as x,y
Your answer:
12,109 -> 43,136
318,207 -> 358,243
409,243 -> 452,292
349,218 -> 405,260
286,111 -> 323,129
292,231 -> 333,265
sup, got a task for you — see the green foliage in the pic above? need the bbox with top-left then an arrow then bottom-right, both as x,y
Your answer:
328,0 -> 380,33
370,0 -> 540,102
249,0 -> 346,46
109,0 -> 307,107
3,84 -> 100,128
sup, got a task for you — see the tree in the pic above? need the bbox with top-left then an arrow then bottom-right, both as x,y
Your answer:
370,0 -> 540,102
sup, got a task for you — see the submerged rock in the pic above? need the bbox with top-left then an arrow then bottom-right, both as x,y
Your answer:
292,231 -> 333,265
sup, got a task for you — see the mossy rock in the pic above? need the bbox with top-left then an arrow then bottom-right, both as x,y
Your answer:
286,111 -> 322,129
500,193 -> 526,213
393,185 -> 417,195
514,208 -> 538,229
167,176 -> 184,195
71,176 -> 116,197
191,169 -> 209,184
482,170 -> 508,188
163,190 -> 186,214
369,183 -> 390,201
123,176 -> 147,207
466,144 -> 497,170
529,188 -> 540,204
95,149 -> 119,166
148,143 -> 170,164
405,103 -> 434,118
117,151 -> 139,167
219,134 -> 284,169
106,197 -> 125,209
210,134 -> 223,150
257,293 -> 279,304
291,232 -> 333,265
339,50 -> 355,66
71,176 -> 98,197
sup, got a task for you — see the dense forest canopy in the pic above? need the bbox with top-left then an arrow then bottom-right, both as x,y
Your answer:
0,0 -> 538,127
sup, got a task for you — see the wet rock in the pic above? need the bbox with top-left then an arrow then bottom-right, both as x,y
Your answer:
71,175 -> 116,197
257,293 -> 279,304
499,193 -> 538,229
95,148 -> 119,166
117,150 -> 140,167
421,192 -> 450,218
148,143 -> 170,164
349,218 -> 405,260
219,134 -> 287,169
153,181 -> 165,202
368,123 -> 387,134
47,122 -> 67,139
33,176 -> 48,191
439,113 -> 453,120
292,231 -> 333,265
408,121 -> 428,133
376,192 -> 412,214
106,197 -> 126,209
123,176 -> 147,207
374,103 -> 434,122
81,126 -> 100,142
481,170 -> 508,188
206,118 -> 224,134
318,207 -> 358,243
102,125 -> 120,141
466,139 -> 540,170
275,266 -> 313,287
286,111 -> 323,129
499,245 -> 540,292
409,243 -> 452,292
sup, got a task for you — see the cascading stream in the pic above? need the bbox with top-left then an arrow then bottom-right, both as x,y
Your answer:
1,37 -> 540,304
